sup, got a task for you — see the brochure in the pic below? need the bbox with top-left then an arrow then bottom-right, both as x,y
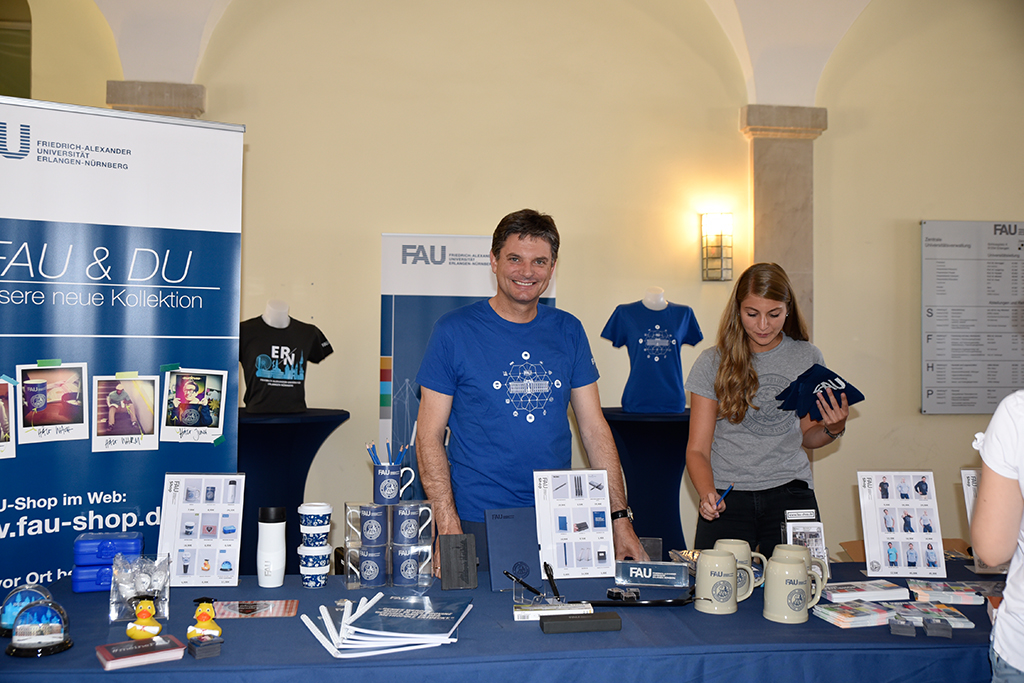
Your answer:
857,470 -> 945,578
822,579 -> 910,603
533,469 -> 615,579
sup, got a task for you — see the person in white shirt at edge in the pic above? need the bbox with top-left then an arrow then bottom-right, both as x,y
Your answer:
972,389 -> 1024,683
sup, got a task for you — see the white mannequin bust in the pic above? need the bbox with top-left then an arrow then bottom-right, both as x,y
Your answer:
262,299 -> 290,329
642,286 -> 667,311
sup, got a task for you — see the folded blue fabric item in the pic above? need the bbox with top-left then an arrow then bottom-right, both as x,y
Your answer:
775,363 -> 865,421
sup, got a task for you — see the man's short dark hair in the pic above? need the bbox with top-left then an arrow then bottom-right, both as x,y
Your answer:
491,209 -> 560,261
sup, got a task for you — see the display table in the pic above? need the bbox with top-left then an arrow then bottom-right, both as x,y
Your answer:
4,562 -> 995,682
602,408 -> 690,557
237,408 -> 350,575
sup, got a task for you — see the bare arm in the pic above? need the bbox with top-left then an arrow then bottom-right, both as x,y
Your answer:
415,387 -> 462,538
972,461 -> 1023,567
800,387 -> 849,449
569,382 -> 648,561
686,393 -> 725,520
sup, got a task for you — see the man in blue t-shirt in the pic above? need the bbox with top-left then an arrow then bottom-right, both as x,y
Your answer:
416,209 -> 646,574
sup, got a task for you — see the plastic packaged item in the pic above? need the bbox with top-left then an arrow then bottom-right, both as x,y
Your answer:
73,532 -> 144,567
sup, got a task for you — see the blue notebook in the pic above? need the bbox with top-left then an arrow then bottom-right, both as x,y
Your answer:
485,507 -> 541,592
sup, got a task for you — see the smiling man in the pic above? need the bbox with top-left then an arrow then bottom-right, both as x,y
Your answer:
415,209 -> 646,574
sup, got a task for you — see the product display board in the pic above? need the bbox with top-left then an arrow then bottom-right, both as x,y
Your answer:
857,470 -> 945,578
921,220 -> 1023,414
156,473 -> 245,587
379,233 -> 555,501
533,469 -> 614,579
0,95 -> 243,588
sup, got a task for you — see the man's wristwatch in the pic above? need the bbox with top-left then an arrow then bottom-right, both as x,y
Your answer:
610,507 -> 633,523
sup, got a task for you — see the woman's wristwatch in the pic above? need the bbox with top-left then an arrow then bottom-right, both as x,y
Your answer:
823,425 -> 845,439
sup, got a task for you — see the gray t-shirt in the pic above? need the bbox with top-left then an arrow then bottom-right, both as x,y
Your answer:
686,334 -> 824,491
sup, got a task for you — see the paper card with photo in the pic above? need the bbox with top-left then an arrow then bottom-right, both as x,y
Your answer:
857,470 -> 945,578
91,375 -> 161,452
159,369 -> 226,444
15,362 -> 90,444
0,378 -> 15,459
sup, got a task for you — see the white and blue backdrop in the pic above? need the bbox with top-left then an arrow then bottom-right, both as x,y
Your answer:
0,95 -> 243,588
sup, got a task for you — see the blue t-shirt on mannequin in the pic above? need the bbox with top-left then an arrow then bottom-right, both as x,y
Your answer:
601,288 -> 702,413
416,299 -> 599,522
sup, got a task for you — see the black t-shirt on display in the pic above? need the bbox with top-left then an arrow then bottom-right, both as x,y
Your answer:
239,316 -> 333,413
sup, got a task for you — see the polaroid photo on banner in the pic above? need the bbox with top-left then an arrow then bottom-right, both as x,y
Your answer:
857,470 -> 946,578
160,369 -> 226,444
15,362 -> 89,444
0,378 -> 15,459
91,375 -> 160,452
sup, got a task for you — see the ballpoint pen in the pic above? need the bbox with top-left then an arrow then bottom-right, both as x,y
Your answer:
503,570 -> 542,596
543,562 -> 560,599
714,484 -> 734,508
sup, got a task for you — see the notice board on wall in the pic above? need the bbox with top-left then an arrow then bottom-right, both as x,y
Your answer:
921,220 -> 1023,414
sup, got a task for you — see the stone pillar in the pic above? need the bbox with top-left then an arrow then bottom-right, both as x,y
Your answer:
106,81 -> 206,119
740,105 -> 826,334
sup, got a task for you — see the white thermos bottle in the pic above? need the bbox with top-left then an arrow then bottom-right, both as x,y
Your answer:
256,506 -> 286,588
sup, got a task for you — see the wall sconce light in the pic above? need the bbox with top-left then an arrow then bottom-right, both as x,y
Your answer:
701,213 -> 733,281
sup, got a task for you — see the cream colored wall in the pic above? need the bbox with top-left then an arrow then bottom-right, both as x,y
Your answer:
28,0 -> 121,107
30,0 -> 1021,558
814,0 -> 1024,551
196,0 -> 750,548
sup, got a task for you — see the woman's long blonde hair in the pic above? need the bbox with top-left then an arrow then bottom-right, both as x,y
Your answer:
714,263 -> 809,423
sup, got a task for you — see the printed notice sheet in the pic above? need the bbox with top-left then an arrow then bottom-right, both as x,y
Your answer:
858,471 -> 945,578
534,469 -> 614,579
157,473 -> 245,587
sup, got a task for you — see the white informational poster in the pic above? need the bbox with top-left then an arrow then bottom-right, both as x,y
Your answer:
157,473 -> 245,587
857,471 -> 946,578
921,220 -> 1023,414
533,469 -> 614,579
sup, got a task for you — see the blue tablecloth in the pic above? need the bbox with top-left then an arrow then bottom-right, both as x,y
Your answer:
2,562 -> 995,682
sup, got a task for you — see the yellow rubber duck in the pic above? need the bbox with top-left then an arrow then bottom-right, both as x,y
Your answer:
126,597 -> 162,640
187,596 -> 222,639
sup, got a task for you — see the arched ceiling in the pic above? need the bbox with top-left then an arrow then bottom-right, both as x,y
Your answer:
90,0 -> 871,106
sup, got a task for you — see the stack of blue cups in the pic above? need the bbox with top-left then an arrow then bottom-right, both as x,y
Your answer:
390,501 -> 433,588
297,502 -> 332,589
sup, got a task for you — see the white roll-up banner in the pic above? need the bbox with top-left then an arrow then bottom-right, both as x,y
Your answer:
0,95 -> 243,587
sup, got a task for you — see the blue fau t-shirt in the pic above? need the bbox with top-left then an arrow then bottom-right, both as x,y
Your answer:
601,301 -> 703,413
416,300 -> 600,522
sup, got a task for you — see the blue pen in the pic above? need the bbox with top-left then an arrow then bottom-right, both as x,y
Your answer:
714,484 -> 734,508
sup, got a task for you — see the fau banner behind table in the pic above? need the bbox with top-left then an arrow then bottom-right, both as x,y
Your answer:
0,96 -> 243,587
379,234 -> 555,500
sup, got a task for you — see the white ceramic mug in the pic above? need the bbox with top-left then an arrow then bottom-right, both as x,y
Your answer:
763,556 -> 822,624
695,549 -> 754,615
772,543 -> 829,597
714,538 -> 767,589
